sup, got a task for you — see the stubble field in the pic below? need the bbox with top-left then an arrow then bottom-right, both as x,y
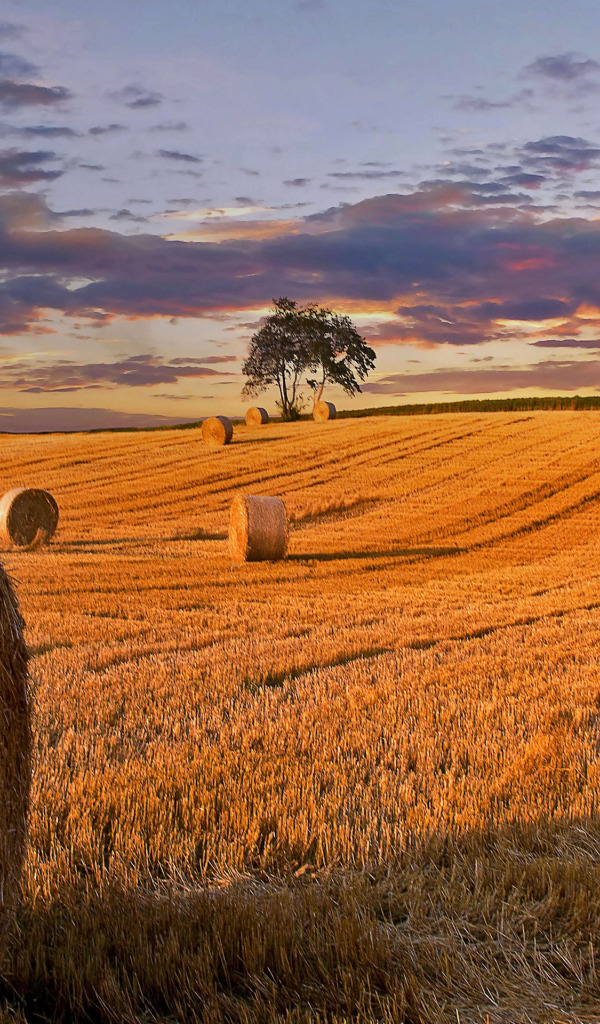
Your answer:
3,411 -> 600,1023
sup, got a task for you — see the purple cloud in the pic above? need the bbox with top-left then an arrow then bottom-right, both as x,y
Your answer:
0,148 -> 63,186
111,85 -> 163,109
0,81 -> 71,108
2,354 -> 233,393
362,360 -> 600,396
157,149 -> 202,164
524,53 -> 600,82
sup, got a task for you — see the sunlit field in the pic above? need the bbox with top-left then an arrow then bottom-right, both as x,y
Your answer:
3,411 -> 600,1023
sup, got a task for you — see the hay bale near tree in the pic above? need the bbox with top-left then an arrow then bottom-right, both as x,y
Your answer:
0,488 -> 59,550
245,407 -> 269,426
0,563 -> 30,952
202,416 -> 233,447
229,495 -> 288,562
313,401 -> 336,422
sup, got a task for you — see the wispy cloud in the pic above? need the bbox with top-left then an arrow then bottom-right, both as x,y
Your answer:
0,51 -> 38,78
110,85 -> 163,109
453,89 -> 534,112
89,123 -> 127,136
0,22 -> 26,41
157,149 -> 202,164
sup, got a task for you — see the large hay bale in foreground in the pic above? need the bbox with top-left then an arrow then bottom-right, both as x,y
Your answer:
0,488 -> 59,550
313,401 -> 336,421
0,564 -> 30,948
229,495 -> 288,562
202,416 -> 233,447
245,407 -> 269,426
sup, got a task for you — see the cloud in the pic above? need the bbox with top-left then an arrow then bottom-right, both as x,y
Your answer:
0,192 -> 57,230
0,406 -> 197,432
20,124 -> 80,138
520,135 -> 600,173
499,171 -> 546,188
284,177 -> 311,186
149,121 -> 188,132
1,354 -> 232,393
327,169 -> 405,180
531,338 -> 600,348
88,123 -> 127,136
524,53 -> 600,82
6,184 -> 600,354
109,209 -> 148,223
157,149 -> 202,163
362,360 -> 600,396
0,80 -> 71,108
0,148 -> 62,186
169,354 -> 235,365
58,208 -> 97,219
0,51 -> 38,78
111,85 -> 163,109
0,23 -> 26,41
453,89 -> 534,112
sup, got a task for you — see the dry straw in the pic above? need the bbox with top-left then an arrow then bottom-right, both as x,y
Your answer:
0,488 -> 59,550
313,401 -> 336,421
202,416 -> 233,447
0,563 -> 30,953
245,407 -> 269,426
229,495 -> 288,562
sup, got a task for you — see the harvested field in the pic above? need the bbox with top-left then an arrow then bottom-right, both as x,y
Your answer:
3,411 -> 600,1022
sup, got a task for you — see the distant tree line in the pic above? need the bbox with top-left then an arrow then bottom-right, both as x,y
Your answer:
338,396 -> 600,418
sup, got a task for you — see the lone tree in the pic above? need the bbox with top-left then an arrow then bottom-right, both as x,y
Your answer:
242,297 -> 376,420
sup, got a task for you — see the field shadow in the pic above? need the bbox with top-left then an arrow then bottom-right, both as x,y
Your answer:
58,537 -> 166,552
243,644 -> 394,691
170,529 -> 227,542
289,545 -> 461,562
59,530 -> 229,548
5,814 -> 600,1023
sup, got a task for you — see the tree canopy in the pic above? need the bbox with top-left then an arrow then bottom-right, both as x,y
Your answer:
241,298 -> 376,420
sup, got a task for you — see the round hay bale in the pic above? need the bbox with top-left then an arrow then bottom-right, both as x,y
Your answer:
0,488 -> 59,550
313,401 -> 336,422
202,416 -> 233,447
229,495 -> 288,562
245,407 -> 269,426
0,563 -> 30,950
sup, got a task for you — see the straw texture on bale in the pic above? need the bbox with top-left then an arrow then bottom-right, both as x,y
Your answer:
0,563 -> 30,952
313,401 -> 336,421
201,416 -> 233,447
0,488 -> 59,550
245,407 -> 269,426
229,495 -> 288,562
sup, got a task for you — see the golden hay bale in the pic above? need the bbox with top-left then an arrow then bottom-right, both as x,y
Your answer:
0,488 -> 59,550
229,495 -> 288,562
202,416 -> 233,447
313,401 -> 336,421
245,407 -> 269,426
0,563 -> 30,949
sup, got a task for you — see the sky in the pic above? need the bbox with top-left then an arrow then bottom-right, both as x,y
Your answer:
2,0 -> 600,429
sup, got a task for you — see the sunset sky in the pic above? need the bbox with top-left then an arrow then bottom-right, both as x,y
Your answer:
2,0 -> 600,429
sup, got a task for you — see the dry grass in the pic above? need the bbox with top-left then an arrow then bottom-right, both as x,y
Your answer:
2,412 -> 600,1021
